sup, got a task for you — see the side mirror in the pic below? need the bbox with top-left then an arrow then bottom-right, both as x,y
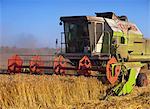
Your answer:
59,22 -> 62,25
56,39 -> 58,45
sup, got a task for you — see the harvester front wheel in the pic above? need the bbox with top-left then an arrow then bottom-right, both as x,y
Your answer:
136,73 -> 148,87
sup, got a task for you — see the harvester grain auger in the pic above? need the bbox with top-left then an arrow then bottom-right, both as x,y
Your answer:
7,12 -> 150,97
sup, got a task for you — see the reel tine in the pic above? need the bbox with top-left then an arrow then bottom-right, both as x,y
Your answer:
29,55 -> 44,74
53,55 -> 66,75
106,57 -> 121,84
8,54 -> 23,74
78,55 -> 91,76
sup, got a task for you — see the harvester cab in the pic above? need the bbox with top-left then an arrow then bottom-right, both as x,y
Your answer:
60,15 -> 110,56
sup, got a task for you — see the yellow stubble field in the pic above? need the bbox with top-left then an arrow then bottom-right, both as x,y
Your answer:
0,73 -> 150,109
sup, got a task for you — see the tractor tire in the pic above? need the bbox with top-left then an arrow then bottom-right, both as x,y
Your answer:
136,73 -> 148,87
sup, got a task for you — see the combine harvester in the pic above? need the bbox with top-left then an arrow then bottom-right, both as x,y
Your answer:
7,12 -> 150,96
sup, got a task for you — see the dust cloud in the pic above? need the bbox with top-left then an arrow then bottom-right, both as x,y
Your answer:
15,33 -> 38,48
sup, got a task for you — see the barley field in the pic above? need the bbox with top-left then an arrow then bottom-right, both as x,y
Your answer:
0,74 -> 150,109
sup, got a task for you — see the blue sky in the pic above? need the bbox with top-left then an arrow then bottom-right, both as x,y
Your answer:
0,0 -> 150,48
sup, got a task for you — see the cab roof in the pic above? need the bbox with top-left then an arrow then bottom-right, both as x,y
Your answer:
60,16 -> 104,22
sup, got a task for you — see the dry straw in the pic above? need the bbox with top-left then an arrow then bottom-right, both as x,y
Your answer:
0,74 -> 150,109
0,74 -> 106,109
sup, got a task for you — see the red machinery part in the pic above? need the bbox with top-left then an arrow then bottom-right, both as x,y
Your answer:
78,55 -> 91,76
53,56 -> 60,74
29,55 -> 44,74
106,57 -> 121,84
53,55 -> 66,75
8,54 -> 23,74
